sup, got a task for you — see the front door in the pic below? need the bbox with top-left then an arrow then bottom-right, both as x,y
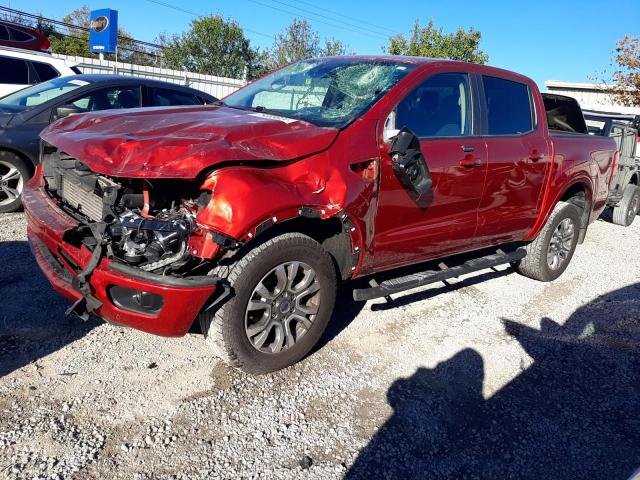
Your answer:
373,72 -> 488,271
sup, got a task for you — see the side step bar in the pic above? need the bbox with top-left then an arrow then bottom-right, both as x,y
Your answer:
352,248 -> 527,301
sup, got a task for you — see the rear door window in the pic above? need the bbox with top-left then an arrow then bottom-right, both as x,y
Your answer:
0,26 -> 9,40
9,28 -> 32,42
482,76 -> 533,135
32,61 -> 60,82
150,88 -> 202,106
396,73 -> 472,138
0,56 -> 29,84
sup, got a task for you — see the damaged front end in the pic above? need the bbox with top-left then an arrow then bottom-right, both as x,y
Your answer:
37,145 -> 227,327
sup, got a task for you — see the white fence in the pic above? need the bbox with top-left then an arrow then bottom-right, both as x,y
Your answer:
53,54 -> 246,99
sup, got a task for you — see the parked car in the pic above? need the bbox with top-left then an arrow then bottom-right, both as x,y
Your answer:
23,56 -> 617,374
584,110 -> 640,226
0,46 -> 80,97
0,74 -> 218,212
0,21 -> 51,52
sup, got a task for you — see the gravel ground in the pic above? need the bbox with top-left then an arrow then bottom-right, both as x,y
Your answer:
1,211 -> 639,480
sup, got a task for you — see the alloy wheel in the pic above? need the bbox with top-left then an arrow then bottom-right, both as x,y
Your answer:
0,160 -> 23,207
245,261 -> 321,354
547,218 -> 575,270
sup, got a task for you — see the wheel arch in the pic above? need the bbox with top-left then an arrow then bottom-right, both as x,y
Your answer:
241,215 -> 355,281
558,181 -> 593,243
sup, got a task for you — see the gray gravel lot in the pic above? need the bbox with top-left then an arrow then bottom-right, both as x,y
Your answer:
1,211 -> 639,480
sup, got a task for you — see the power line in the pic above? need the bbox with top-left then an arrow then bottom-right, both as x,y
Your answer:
244,0 -> 388,41
294,0 -> 399,36
142,0 -> 275,40
260,0 -> 391,38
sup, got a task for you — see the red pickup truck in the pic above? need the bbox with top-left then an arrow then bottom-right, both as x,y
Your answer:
23,56 -> 616,373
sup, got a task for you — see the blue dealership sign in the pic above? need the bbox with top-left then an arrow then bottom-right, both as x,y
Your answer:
89,9 -> 118,53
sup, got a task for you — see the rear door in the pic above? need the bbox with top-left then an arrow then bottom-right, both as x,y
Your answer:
373,71 -> 488,271
476,75 -> 551,243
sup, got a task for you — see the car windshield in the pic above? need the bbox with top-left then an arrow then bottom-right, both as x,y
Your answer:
0,77 -> 92,109
224,58 -> 417,128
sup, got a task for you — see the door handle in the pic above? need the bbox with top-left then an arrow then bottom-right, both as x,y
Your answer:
459,154 -> 481,168
461,145 -> 475,153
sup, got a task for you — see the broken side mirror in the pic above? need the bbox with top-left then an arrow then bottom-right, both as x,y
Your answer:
389,127 -> 433,208
383,110 -> 400,142
53,104 -> 83,121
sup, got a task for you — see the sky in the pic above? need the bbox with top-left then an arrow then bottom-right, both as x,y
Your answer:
5,0 -> 639,88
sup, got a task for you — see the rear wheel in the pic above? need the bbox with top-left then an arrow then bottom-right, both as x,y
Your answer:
0,152 -> 30,213
612,184 -> 640,226
516,201 -> 581,282
199,233 -> 337,374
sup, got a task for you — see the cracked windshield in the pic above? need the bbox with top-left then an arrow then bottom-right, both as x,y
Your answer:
224,58 -> 416,127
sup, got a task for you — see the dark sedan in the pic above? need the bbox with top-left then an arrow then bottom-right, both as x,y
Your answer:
0,74 -> 218,212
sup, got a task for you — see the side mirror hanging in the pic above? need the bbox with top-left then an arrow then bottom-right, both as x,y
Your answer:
389,127 -> 433,208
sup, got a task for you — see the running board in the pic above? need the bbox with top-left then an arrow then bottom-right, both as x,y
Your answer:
352,248 -> 527,301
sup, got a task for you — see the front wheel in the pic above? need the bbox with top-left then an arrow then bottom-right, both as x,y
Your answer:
199,233 -> 337,374
516,201 -> 581,282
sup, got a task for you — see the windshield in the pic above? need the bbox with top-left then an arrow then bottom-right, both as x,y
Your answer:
224,58 -> 416,128
0,77 -> 91,109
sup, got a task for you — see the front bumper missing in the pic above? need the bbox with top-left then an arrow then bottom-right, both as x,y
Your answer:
24,175 -> 218,337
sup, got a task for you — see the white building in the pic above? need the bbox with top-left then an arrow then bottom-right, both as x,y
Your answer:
544,80 -> 640,115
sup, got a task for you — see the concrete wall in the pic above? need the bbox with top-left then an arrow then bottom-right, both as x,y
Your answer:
53,54 -> 246,99
544,80 -> 640,115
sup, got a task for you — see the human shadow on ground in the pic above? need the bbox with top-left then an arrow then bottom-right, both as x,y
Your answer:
345,283 -> 640,480
0,240 -> 100,378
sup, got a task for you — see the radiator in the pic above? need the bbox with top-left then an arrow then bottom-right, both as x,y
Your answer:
60,176 -> 104,222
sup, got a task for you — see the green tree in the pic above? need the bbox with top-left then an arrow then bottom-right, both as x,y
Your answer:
160,15 -> 263,80
384,19 -> 488,64
266,19 -> 352,70
323,38 -> 349,57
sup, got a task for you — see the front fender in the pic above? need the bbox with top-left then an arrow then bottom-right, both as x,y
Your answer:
196,165 -> 342,240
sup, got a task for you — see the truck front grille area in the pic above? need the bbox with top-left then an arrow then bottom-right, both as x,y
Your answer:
42,146 -> 120,222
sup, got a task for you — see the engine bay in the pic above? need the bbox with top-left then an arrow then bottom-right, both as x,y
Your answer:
41,146 -> 219,277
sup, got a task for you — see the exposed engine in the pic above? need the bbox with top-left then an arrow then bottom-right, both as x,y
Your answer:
41,146 -> 212,275
110,210 -> 194,271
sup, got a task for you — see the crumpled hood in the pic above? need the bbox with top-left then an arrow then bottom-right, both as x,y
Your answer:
40,105 -> 339,178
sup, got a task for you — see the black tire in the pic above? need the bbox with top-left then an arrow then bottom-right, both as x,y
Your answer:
612,184 -> 640,227
199,232 -> 337,374
516,201 -> 581,282
0,152 -> 30,213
